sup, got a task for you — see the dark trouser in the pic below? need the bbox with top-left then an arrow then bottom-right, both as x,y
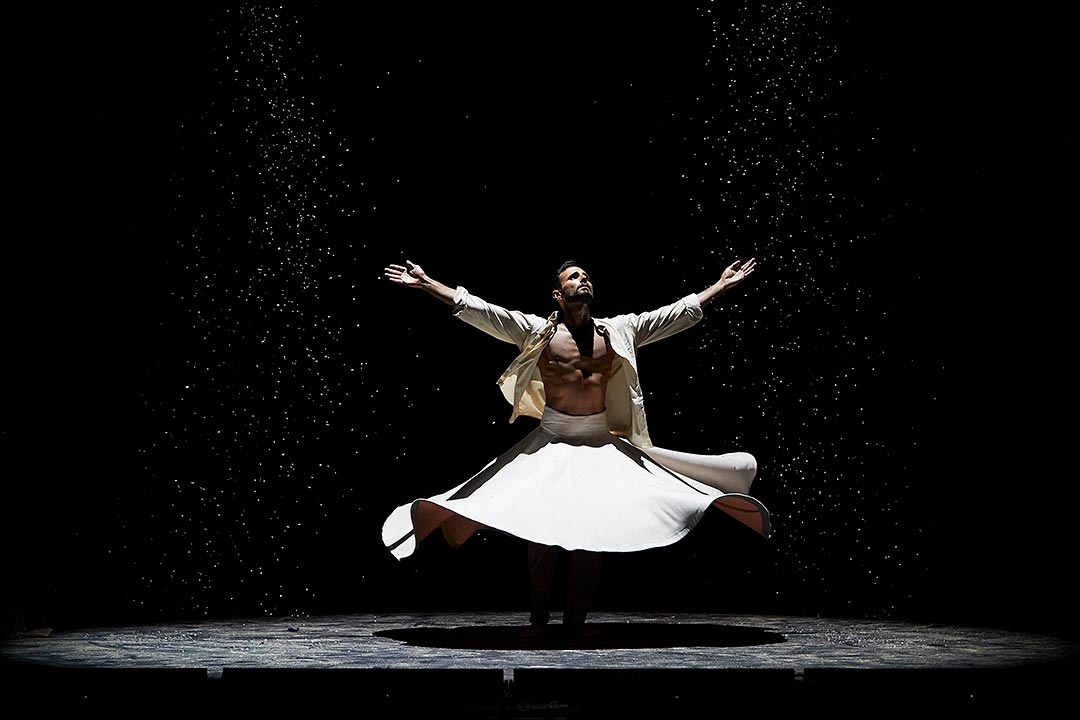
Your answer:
527,542 -> 602,626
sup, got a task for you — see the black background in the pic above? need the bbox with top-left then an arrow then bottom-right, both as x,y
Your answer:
5,4 -> 1073,640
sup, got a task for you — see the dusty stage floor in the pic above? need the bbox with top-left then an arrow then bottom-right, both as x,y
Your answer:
2,611 -> 1077,715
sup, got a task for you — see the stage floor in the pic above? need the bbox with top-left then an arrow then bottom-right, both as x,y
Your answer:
2,611 -> 1077,715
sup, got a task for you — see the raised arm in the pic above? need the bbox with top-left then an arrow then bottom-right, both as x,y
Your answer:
384,260 -> 455,305
697,258 -> 756,307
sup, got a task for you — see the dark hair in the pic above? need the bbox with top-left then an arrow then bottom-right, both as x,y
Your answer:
554,260 -> 579,288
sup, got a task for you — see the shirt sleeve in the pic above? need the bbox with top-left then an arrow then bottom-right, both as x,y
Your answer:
620,293 -> 704,348
451,286 -> 546,347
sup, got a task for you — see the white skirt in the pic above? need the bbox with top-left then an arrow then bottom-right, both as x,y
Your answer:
382,407 -> 771,560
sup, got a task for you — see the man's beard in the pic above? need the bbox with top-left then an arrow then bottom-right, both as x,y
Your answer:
565,287 -> 593,305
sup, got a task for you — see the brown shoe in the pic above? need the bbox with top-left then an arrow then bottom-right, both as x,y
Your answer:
566,623 -> 602,638
520,624 -> 547,639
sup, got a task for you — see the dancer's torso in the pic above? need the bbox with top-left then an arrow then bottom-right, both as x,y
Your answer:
539,322 -> 613,416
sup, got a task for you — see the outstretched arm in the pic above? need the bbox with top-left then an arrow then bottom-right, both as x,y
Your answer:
384,260 -> 455,305
386,260 -> 545,347
697,258 -> 756,307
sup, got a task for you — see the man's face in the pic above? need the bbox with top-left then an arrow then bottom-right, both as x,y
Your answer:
557,266 -> 593,305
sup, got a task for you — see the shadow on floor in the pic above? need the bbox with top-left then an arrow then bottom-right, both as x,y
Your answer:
374,622 -> 787,650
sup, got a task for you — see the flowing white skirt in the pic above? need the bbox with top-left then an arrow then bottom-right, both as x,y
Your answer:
382,407 -> 771,560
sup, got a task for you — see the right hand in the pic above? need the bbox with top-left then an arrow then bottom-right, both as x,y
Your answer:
384,260 -> 426,287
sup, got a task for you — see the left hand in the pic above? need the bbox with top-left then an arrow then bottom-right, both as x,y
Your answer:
720,258 -> 755,290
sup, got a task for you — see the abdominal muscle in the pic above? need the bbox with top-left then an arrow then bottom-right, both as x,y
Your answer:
538,325 -> 613,416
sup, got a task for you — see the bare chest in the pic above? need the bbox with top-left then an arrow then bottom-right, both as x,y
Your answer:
547,326 -> 607,362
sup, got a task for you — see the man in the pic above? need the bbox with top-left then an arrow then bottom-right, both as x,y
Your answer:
381,258 -> 770,637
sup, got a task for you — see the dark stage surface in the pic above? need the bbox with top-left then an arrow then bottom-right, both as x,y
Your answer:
3,612 -> 1077,715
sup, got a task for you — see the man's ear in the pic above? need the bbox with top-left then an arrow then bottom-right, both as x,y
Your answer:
552,289 -> 561,300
